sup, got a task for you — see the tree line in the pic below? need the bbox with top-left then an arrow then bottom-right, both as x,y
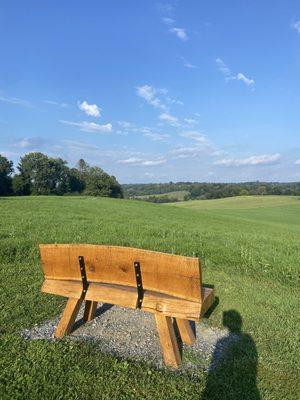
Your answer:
0,153 -> 123,198
123,181 -> 300,201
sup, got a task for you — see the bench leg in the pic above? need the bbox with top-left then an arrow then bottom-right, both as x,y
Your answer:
155,314 -> 181,368
55,298 -> 83,339
176,318 -> 196,345
83,301 -> 98,322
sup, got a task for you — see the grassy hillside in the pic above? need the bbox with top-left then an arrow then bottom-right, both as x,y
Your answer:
168,195 -> 300,209
0,196 -> 299,399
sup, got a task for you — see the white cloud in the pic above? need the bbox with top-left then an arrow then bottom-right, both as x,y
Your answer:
78,100 -> 101,117
170,27 -> 188,41
178,130 -> 225,157
295,159 -> 300,165
159,112 -> 179,125
180,56 -> 198,69
236,73 -> 255,86
143,132 -> 170,142
0,94 -> 32,108
118,157 -> 167,166
60,120 -> 112,133
215,58 -> 231,76
216,58 -> 255,87
117,121 -> 135,129
12,137 -> 47,149
162,17 -> 175,25
136,85 -> 166,110
214,153 -> 281,167
291,21 -> 300,34
184,118 -> 198,125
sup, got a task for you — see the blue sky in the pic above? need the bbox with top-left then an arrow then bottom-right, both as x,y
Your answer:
0,0 -> 299,183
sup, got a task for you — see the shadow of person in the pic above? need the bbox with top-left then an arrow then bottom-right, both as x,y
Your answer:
201,310 -> 261,400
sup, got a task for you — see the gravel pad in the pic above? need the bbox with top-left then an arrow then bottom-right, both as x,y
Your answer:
21,303 -> 238,374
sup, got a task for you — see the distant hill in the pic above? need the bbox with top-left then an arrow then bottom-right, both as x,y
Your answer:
122,181 -> 300,201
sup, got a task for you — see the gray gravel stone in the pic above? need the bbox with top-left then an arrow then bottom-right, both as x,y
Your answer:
21,303 -> 238,375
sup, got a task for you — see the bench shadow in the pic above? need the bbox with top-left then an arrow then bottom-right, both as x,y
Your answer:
201,310 -> 261,400
73,303 -> 113,331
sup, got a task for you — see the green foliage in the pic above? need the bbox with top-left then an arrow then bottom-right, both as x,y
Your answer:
2,152 -> 123,198
0,154 -> 13,195
0,196 -> 299,399
123,182 -> 300,200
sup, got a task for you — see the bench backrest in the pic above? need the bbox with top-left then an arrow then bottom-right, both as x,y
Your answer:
39,244 -> 202,302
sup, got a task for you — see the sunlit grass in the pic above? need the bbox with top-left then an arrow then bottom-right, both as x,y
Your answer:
0,196 -> 299,399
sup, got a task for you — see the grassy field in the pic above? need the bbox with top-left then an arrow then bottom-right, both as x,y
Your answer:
169,195 -> 300,209
0,195 -> 299,399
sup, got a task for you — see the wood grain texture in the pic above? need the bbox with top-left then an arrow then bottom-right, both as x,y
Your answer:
54,298 -> 82,339
39,244 -> 201,302
86,282 -> 138,309
200,287 -> 215,317
155,314 -> 181,368
175,319 -> 196,345
41,279 -> 82,298
83,301 -> 98,322
142,290 -> 201,320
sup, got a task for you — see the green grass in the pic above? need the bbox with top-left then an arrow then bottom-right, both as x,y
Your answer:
169,195 -> 300,209
0,196 -> 299,399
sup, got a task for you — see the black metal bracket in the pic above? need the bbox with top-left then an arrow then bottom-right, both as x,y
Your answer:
134,261 -> 144,309
78,256 -> 89,299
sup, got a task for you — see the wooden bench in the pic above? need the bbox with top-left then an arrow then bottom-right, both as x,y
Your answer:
39,244 -> 215,368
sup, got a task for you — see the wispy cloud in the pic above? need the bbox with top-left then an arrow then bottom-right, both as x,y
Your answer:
60,120 -> 112,133
156,3 -> 174,13
235,73 -> 255,86
184,118 -> 198,125
159,112 -> 179,126
118,157 -> 167,166
162,17 -> 175,25
136,84 -> 182,117
178,130 -> 224,156
161,16 -> 188,41
215,58 -> 231,76
43,100 -> 68,108
170,27 -> 188,41
12,137 -> 48,149
117,121 -> 170,142
295,159 -> 300,165
136,85 -> 167,111
143,132 -> 170,142
214,153 -> 281,167
291,21 -> 300,34
215,58 -> 255,87
180,56 -> 198,69
0,94 -> 32,108
78,100 -> 101,117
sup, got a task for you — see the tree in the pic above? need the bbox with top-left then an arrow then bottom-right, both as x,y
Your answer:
18,152 -> 71,195
12,174 -> 31,195
84,166 -> 123,198
0,154 -> 13,195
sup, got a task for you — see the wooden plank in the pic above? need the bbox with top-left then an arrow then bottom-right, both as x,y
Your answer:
85,282 -> 138,309
41,279 -> 82,298
155,314 -> 181,368
142,290 -> 201,321
55,298 -> 82,339
175,319 -> 196,345
200,287 -> 215,317
83,301 -> 98,322
39,244 -> 201,302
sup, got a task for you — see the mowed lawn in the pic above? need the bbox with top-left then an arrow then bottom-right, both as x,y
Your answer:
0,196 -> 299,399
